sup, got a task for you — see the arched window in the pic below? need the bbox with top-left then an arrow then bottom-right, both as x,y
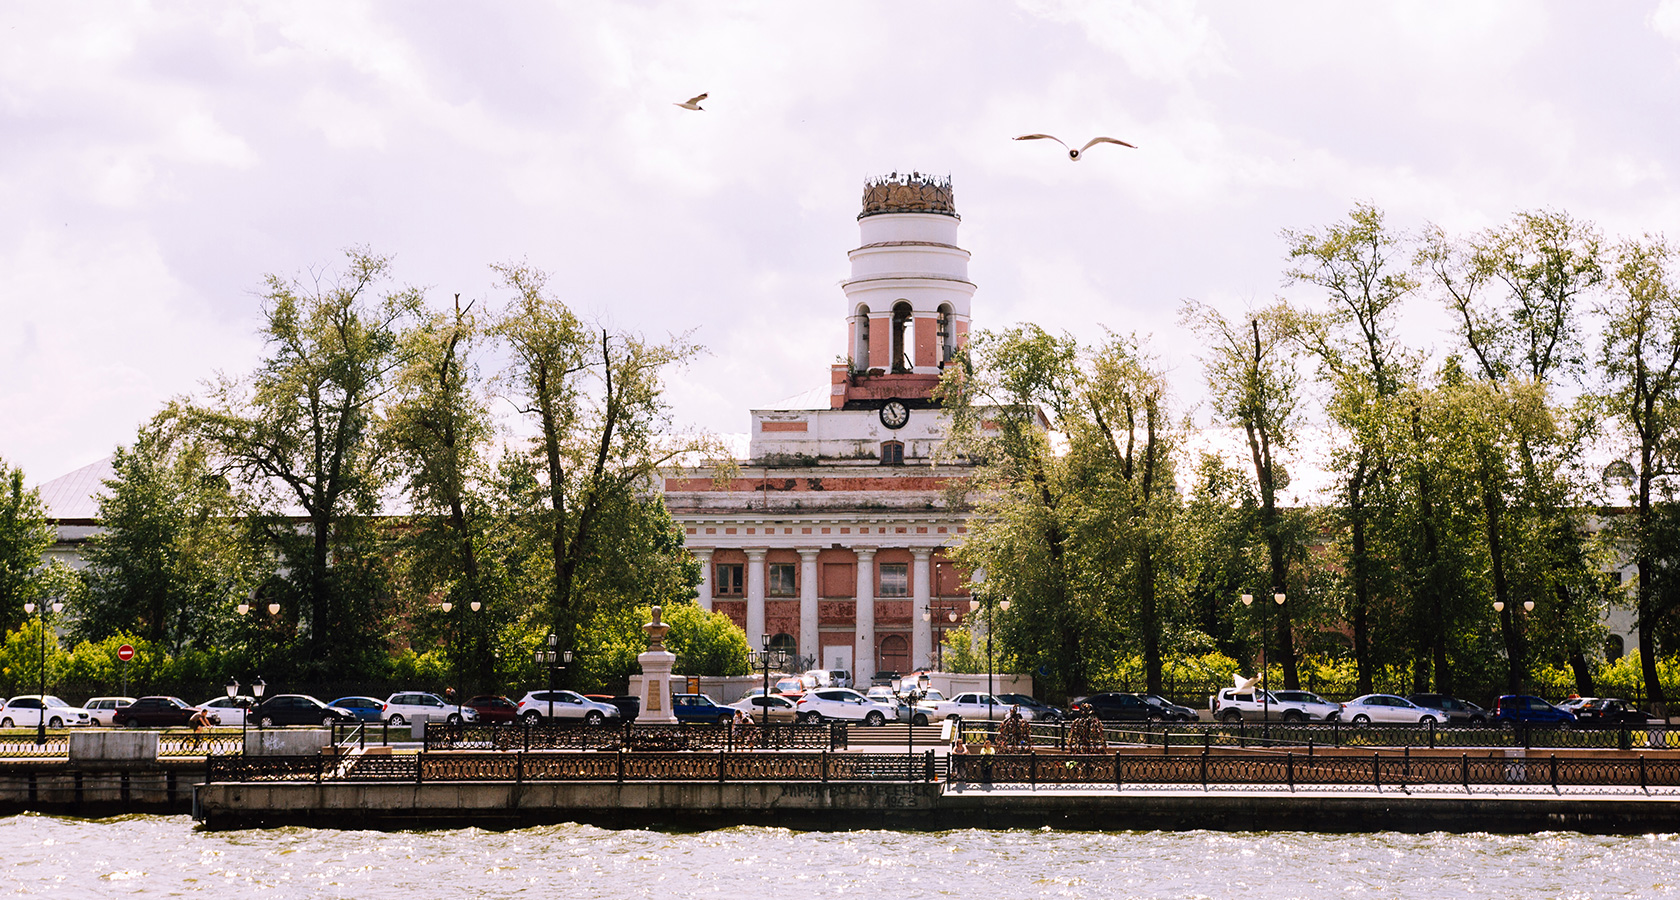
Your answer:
879,634 -> 909,674
936,304 -> 954,365
880,441 -> 904,465
855,305 -> 871,370
1606,633 -> 1625,662
891,302 -> 912,373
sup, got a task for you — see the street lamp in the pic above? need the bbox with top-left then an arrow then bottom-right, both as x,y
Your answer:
227,678 -> 244,749
1493,599 -> 1536,692
22,600 -> 63,745
1241,592 -> 1286,722
922,608 -> 960,672
968,570 -> 1010,721
534,634 -> 571,722
760,633 -> 773,747
441,600 -> 483,723
251,676 -> 266,731
903,672 -> 930,776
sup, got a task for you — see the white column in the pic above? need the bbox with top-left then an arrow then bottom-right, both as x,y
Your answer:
912,548 -> 933,669
854,548 -> 876,679
799,549 -> 820,669
745,549 -> 767,643
695,550 -> 714,612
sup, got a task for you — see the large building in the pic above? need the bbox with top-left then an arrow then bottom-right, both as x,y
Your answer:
661,173 -> 982,679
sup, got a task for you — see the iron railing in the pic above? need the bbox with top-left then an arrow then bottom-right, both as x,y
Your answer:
948,750 -> 1680,790
422,721 -> 847,753
205,749 -> 934,784
959,720 -> 1676,752
0,733 -> 69,758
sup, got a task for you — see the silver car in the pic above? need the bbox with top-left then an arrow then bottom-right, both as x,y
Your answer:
514,690 -> 621,725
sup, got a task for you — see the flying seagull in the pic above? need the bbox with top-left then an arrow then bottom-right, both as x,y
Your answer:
1013,133 -> 1137,160
674,92 -> 708,111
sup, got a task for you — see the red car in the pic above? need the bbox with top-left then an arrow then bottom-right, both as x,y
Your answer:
464,695 -> 518,724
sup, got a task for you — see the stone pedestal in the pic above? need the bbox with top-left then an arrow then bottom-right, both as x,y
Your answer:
636,605 -> 679,725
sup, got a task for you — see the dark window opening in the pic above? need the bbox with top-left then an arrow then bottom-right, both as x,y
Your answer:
881,440 -> 904,465
715,563 -> 744,597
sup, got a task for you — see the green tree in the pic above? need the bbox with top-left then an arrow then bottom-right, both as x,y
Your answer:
0,458 -> 74,630
191,249 -> 420,678
490,263 -> 704,668
79,408 -> 267,652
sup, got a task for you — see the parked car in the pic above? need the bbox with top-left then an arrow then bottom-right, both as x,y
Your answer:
1134,694 -> 1199,722
253,694 -> 360,727
328,696 -> 388,723
82,696 -> 135,727
1558,696 -> 1598,714
382,692 -> 478,726
112,696 -> 199,728
464,695 -> 520,724
805,669 -> 852,688
773,677 -> 809,700
1571,698 -> 1657,728
1210,688 -> 1337,723
1494,695 -> 1578,727
872,670 -> 901,687
1341,694 -> 1444,725
940,692 -> 1035,722
584,695 -> 640,723
1,695 -> 92,728
729,693 -> 800,724
795,688 -> 895,725
996,693 -> 1064,723
196,696 -> 255,726
514,690 -> 621,725
672,693 -> 735,724
1068,693 -> 1158,723
1407,693 -> 1489,725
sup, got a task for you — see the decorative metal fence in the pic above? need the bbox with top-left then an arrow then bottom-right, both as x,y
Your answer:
158,730 -> 244,757
0,733 -> 69,758
205,749 -> 935,784
962,720 -> 1677,753
949,750 -> 1680,790
423,721 -> 847,753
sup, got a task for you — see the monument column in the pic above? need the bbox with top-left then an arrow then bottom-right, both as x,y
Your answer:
799,549 -> 820,669
911,548 -> 933,669
745,549 -> 767,643
695,549 -> 714,612
854,548 -> 876,680
636,607 -> 679,725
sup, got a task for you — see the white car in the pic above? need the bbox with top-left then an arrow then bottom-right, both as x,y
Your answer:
794,688 -> 896,725
1211,688 -> 1334,723
1,695 -> 91,728
83,696 -> 136,726
1341,694 -> 1444,725
196,696 -> 255,726
514,690 -> 621,725
729,694 -> 800,724
382,692 -> 479,726
1269,690 -> 1343,722
938,692 -> 1035,722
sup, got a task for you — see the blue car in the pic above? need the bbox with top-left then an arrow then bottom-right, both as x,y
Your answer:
1494,695 -> 1577,726
328,696 -> 387,723
671,693 -> 735,724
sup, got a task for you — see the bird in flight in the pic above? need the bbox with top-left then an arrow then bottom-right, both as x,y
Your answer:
674,92 -> 708,111
1013,134 -> 1137,160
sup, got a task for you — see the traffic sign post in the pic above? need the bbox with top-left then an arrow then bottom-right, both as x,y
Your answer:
117,644 -> 134,697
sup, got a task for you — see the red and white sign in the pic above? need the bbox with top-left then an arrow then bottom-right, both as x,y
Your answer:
116,644 -> 135,663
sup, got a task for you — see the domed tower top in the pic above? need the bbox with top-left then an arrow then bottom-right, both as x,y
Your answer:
831,173 -> 976,408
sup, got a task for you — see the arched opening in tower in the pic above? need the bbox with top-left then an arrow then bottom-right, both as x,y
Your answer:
891,301 -> 913,373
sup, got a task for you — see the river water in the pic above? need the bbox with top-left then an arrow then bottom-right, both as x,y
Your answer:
4,814 -> 1677,898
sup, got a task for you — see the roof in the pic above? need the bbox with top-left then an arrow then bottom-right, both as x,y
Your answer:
32,456 -> 114,521
755,386 -> 831,411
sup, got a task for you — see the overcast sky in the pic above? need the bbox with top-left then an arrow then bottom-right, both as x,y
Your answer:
5,2 -> 1680,485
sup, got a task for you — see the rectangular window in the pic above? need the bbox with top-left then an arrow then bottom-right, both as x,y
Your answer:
879,563 -> 909,598
768,563 -> 797,597
821,563 -> 855,598
715,563 -> 744,596
881,441 -> 904,465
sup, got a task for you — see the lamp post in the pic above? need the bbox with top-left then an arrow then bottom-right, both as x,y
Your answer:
237,600 -> 280,688
227,678 -> 243,749
1493,598 -> 1534,693
534,635 -> 571,722
760,634 -> 773,747
1241,592 -> 1286,722
903,672 -> 929,775
22,600 -> 63,745
968,570 -> 1010,722
442,600 -> 483,723
922,608 -> 960,672
251,676 -> 266,731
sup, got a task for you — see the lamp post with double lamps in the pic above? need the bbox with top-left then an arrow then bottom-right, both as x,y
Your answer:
902,672 -> 929,773
923,608 -> 959,671
22,600 -> 63,745
1493,598 -> 1534,694
968,570 -> 1011,721
251,676 -> 266,731
759,634 -> 774,747
226,678 -> 245,749
1241,592 -> 1286,722
442,600 -> 482,723
534,635 -> 571,722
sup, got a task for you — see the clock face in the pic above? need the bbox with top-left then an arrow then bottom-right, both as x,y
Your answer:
879,400 -> 910,429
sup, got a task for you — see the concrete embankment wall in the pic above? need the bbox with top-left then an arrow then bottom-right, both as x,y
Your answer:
0,760 -> 202,817
192,779 -> 1680,834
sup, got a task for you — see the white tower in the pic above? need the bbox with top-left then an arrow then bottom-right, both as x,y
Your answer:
831,173 -> 975,408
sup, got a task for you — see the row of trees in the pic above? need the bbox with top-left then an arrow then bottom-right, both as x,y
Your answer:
0,250 -> 749,698
941,205 -> 1680,708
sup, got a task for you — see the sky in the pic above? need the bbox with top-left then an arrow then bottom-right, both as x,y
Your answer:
5,1 -> 1680,486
